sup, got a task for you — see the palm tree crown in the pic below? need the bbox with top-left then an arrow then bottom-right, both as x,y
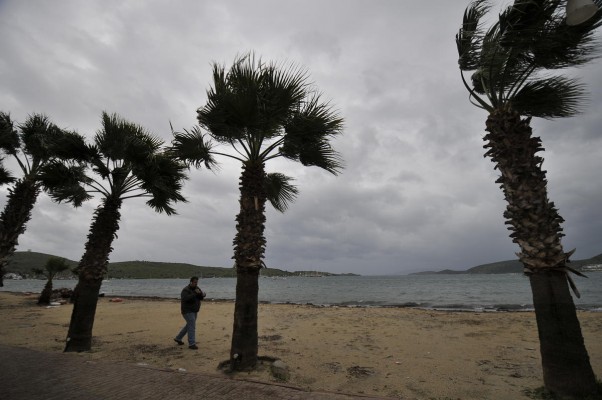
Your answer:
0,112 -> 90,205
85,112 -> 187,214
457,0 -> 601,117
173,53 -> 343,185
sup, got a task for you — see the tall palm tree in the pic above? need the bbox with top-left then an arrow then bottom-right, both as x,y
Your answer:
172,54 -> 343,370
64,112 -> 187,352
457,1 -> 601,397
0,112 -> 89,287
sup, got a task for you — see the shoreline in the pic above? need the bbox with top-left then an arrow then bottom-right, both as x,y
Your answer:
4,289 -> 602,313
1,291 -> 601,399
4,274 -> 602,312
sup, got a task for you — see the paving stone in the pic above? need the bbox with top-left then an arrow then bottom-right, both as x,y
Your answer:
0,344 -> 393,400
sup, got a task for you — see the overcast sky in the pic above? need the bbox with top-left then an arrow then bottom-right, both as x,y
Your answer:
1,0 -> 601,275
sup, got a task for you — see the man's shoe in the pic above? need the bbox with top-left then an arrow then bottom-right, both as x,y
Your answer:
174,339 -> 184,345
189,344 -> 198,350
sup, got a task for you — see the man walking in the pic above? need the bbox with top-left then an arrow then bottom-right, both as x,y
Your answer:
174,276 -> 206,349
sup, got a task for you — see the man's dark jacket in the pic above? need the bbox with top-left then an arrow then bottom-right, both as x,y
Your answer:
180,285 -> 205,314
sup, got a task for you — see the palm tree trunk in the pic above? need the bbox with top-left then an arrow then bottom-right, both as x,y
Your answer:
530,270 -> 597,397
37,279 -> 53,305
64,196 -> 122,352
485,107 -> 597,398
0,178 -> 40,287
230,161 -> 266,371
231,266 -> 260,370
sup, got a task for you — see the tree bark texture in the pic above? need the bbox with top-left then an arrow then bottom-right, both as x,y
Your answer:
530,270 -> 598,397
485,107 -> 597,398
230,266 -> 260,370
0,178 -> 40,287
64,196 -> 122,352
230,161 -> 266,370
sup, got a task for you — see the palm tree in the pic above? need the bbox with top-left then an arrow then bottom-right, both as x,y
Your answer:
64,112 -> 187,352
456,1 -> 601,397
172,54 -> 343,370
34,257 -> 71,305
0,112 -> 90,287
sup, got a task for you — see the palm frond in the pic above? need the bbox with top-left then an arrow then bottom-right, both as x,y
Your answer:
170,125 -> 219,170
269,61 -> 308,102
87,144 -> 111,179
264,172 -> 299,213
300,143 -> 344,175
0,160 -> 14,185
457,0 -> 491,70
38,162 -> 92,206
95,112 -> 131,160
280,94 -> 344,174
96,112 -> 163,167
89,112 -> 187,214
19,113 -> 61,161
124,130 -> 163,167
458,0 -> 602,115
532,11 -> 602,69
512,76 -> 587,118
198,64 -> 249,143
0,112 -> 21,155
47,130 -> 94,163
477,10 -> 537,105
207,55 -> 264,140
138,153 -> 188,215
198,53 -> 310,145
498,0 -> 557,50
198,52 -> 344,183
263,58 -> 309,126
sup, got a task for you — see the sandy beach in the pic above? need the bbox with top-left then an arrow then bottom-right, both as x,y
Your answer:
0,292 -> 600,399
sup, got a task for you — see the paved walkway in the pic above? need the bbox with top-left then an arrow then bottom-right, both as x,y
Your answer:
0,344 -> 394,400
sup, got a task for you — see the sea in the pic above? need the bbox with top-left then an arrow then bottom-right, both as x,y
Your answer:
2,273 -> 602,312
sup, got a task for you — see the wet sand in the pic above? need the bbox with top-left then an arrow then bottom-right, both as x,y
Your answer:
0,292 -> 600,399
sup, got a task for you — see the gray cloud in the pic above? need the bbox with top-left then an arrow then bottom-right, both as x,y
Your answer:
1,0 -> 601,275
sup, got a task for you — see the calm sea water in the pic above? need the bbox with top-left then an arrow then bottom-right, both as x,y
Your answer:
2,273 -> 601,311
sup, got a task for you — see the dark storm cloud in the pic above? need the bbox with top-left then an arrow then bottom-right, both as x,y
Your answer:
1,0 -> 600,275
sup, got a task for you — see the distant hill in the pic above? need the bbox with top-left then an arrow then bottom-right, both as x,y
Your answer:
6,251 -> 78,279
411,253 -> 602,275
4,251 -> 353,279
107,260 -> 313,279
466,260 -> 523,274
411,269 -> 465,275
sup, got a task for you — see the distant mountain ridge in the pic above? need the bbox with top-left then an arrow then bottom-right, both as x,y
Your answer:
7,250 -> 602,278
411,253 -> 602,275
5,251 -> 354,279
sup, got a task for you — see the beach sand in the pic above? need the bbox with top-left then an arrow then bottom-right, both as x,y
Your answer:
1,292 -> 600,399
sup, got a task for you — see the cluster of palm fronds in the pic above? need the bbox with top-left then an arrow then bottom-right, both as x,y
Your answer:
457,0 -> 601,117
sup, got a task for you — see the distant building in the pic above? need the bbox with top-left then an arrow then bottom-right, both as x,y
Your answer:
581,264 -> 602,272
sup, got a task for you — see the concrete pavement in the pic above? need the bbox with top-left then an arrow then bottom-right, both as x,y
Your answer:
0,344 -> 394,400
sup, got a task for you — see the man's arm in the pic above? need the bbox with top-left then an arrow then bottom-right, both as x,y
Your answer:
181,288 -> 196,303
